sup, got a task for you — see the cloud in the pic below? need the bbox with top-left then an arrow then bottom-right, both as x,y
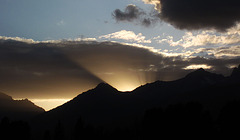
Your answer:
143,0 -> 240,31
159,45 -> 240,60
155,24 -> 240,48
99,30 -> 151,43
193,46 -> 240,59
0,36 -> 239,99
74,37 -> 97,42
113,4 -> 142,22
183,64 -> 212,70
112,4 -> 159,27
0,36 -> 36,44
142,0 -> 161,12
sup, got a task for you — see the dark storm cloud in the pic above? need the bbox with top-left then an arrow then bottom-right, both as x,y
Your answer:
117,0 -> 240,31
112,4 -> 160,27
159,0 -> 240,31
143,0 -> 240,31
0,37 -> 239,98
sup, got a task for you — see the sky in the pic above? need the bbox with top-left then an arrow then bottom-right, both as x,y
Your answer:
0,0 -> 240,110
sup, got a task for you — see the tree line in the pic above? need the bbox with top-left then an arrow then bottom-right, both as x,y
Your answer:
1,100 -> 240,140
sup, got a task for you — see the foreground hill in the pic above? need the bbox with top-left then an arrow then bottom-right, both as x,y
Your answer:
0,92 -> 45,120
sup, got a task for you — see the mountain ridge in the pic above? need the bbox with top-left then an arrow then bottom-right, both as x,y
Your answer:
0,92 -> 13,101
30,67 -> 240,135
0,66 -> 238,140
0,92 -> 45,120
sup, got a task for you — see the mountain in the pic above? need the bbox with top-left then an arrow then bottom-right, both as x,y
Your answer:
231,65 -> 240,77
32,83 -> 147,131
0,92 -> 45,120
229,64 -> 240,82
31,67 -> 240,139
131,68 -> 225,105
134,68 -> 224,93
0,92 -> 13,101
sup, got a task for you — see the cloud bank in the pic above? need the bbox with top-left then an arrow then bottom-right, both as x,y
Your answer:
0,36 -> 239,99
155,25 -> 240,48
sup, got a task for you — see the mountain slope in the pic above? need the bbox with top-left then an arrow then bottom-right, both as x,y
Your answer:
131,68 -> 225,105
31,67 -> 240,139
229,64 -> 240,82
0,92 -> 45,120
33,83 -> 147,130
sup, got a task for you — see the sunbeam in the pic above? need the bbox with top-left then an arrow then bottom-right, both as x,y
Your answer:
61,43 -> 158,91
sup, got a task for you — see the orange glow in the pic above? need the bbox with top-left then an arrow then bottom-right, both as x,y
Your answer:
98,70 -> 157,91
116,84 -> 138,91
30,99 -> 71,111
63,49 -> 158,92
13,98 -> 71,111
77,67 -> 156,92
183,64 -> 212,70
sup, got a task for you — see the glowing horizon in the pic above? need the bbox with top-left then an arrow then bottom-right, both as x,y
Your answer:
13,83 -> 140,111
14,98 -> 71,111
62,46 -> 158,93
30,98 -> 72,111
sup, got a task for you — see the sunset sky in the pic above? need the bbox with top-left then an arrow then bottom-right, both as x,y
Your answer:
1,0 -> 240,110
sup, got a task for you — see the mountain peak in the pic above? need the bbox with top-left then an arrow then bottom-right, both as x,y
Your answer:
185,68 -> 208,78
96,82 -> 111,88
0,92 -> 45,120
231,64 -> 240,78
184,68 -> 224,83
94,82 -> 118,92
197,68 -> 205,71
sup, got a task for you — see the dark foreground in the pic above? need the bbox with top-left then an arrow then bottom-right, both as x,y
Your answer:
1,100 -> 240,140
1,66 -> 240,140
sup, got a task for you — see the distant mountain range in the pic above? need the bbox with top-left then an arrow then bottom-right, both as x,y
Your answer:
0,65 -> 240,139
0,93 -> 44,120
29,65 -> 240,135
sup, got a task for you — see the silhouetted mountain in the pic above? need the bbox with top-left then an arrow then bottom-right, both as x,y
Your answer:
0,92 -> 13,101
0,92 -> 44,120
231,65 -> 240,77
184,68 -> 224,83
82,82 -> 119,96
131,68 -> 225,106
32,83 -> 146,133
229,64 -> 240,82
94,82 -> 118,92
30,67 -> 240,139
135,68 -> 224,93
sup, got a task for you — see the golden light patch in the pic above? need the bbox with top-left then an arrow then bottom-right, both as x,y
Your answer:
183,64 -> 212,70
30,99 -> 71,111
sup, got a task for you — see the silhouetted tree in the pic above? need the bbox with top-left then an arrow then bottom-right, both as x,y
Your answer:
73,117 -> 99,140
141,102 -> 214,140
0,117 -> 10,140
54,121 -> 65,140
142,107 -> 164,139
218,100 -> 240,139
74,117 -> 85,140
43,130 -> 51,140
0,118 -> 31,140
11,121 -> 31,140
